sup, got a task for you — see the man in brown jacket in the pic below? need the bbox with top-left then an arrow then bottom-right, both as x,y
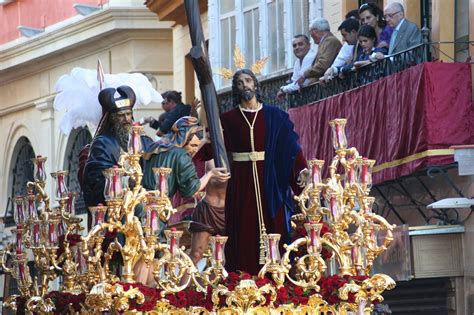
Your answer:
298,17 -> 342,86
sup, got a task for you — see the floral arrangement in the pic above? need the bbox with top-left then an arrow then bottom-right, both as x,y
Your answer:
11,271 -> 371,313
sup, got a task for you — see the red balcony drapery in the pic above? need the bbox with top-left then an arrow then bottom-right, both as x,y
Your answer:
288,62 -> 474,184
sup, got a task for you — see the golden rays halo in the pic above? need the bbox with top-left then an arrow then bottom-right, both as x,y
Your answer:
215,47 -> 270,79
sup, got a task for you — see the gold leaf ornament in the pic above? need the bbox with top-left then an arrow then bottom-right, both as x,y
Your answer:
214,46 -> 269,79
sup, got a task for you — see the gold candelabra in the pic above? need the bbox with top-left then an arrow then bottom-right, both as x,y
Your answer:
1,119 -> 396,314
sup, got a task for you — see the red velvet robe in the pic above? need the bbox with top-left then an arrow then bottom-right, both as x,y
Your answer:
221,107 -> 306,275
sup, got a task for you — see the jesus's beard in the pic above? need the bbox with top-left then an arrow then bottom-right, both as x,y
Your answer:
240,89 -> 255,102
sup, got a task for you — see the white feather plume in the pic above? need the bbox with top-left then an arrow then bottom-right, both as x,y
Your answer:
53,68 -> 163,135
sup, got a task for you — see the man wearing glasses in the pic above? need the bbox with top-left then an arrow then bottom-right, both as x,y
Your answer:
383,2 -> 422,55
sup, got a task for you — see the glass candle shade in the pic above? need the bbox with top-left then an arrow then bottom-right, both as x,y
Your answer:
32,155 -> 47,182
16,255 -> 31,287
127,124 -> 144,154
164,229 -> 182,258
210,235 -> 228,266
14,196 -> 27,226
103,166 -> 124,200
345,159 -> 357,187
145,205 -> 160,235
44,219 -> 59,247
152,167 -> 171,197
304,223 -> 322,255
50,171 -> 69,199
30,220 -> 42,248
89,204 -> 108,228
308,160 -> 325,185
66,192 -> 76,215
356,158 -> 376,190
326,193 -> 343,222
75,247 -> 88,275
26,193 -> 38,221
329,118 -> 348,151
13,227 -> 23,254
264,234 -> 281,263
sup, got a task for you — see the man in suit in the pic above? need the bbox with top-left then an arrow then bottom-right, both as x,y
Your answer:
297,18 -> 342,86
384,2 -> 422,55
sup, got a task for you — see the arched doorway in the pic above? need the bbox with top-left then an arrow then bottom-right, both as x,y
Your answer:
5,137 -> 35,227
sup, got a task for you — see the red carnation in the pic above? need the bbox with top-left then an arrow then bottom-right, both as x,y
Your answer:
293,286 -> 303,296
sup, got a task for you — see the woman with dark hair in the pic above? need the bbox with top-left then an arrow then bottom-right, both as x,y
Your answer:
341,25 -> 388,72
359,3 -> 393,49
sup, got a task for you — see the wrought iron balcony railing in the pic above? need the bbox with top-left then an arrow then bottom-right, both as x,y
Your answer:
218,43 -> 430,113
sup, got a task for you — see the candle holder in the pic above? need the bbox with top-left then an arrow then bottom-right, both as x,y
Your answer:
33,155 -> 47,183
329,118 -> 348,151
103,166 -> 125,201
127,123 -> 144,155
50,171 -> 69,200
152,167 -> 171,198
14,196 -> 27,226
257,234 -> 287,288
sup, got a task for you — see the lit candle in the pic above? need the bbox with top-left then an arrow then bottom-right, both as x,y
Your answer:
336,124 -> 343,148
57,174 -> 66,197
361,158 -> 369,185
150,208 -> 159,234
311,162 -> 321,184
27,194 -> 37,220
112,166 -> 119,197
159,173 -> 167,197
268,238 -> 275,261
48,222 -> 57,245
32,222 -> 40,247
33,155 -> 47,182
169,228 -> 177,255
215,241 -> 222,261
128,123 -> 143,154
18,262 -> 26,283
14,196 -> 26,225
16,229 -> 23,254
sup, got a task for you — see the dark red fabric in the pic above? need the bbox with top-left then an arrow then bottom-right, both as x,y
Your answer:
288,62 -> 474,184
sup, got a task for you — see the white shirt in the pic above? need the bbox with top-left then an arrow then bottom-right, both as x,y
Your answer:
330,43 -> 354,72
280,49 -> 316,93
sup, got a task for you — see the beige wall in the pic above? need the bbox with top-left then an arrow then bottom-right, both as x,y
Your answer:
170,11 -> 209,104
0,8 -> 173,217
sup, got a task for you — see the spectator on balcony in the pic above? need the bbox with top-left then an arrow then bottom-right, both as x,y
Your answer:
384,2 -> 422,55
276,34 -> 316,99
341,25 -> 387,73
321,18 -> 360,82
359,3 -> 393,49
141,90 -> 199,136
297,18 -> 342,86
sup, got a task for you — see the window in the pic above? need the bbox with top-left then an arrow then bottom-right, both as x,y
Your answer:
212,0 -> 310,89
243,0 -> 260,65
267,0 -> 285,72
5,137 -> 35,227
218,0 -> 237,86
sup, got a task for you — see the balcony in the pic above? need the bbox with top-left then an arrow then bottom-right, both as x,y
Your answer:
218,44 -> 430,112
218,43 -> 474,226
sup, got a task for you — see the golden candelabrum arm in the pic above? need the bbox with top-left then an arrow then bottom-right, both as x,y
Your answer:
26,181 -> 50,212
0,244 -> 14,274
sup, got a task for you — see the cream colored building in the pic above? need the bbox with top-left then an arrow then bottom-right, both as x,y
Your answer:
0,0 -> 173,299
